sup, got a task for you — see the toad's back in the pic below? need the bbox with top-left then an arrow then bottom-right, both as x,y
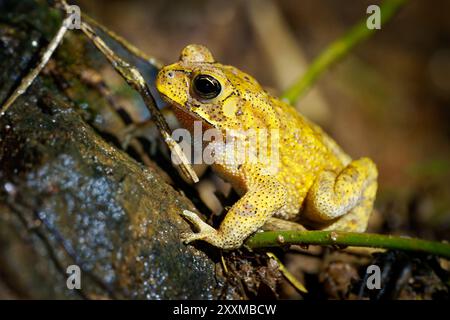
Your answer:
262,96 -> 348,220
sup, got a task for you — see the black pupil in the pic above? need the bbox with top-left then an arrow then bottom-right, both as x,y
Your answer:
193,75 -> 221,99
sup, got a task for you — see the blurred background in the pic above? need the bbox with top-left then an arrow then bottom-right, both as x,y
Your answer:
74,0 -> 450,240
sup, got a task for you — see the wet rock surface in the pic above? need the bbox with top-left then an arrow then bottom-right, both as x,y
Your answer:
0,0 -> 236,299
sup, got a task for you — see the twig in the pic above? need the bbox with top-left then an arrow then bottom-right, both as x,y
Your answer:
281,0 -> 409,105
0,15 -> 72,117
266,252 -> 308,293
79,21 -> 198,183
47,0 -> 198,183
246,230 -> 450,260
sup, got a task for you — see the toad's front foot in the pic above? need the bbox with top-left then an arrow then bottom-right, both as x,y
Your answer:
179,210 -> 241,249
180,210 -> 216,243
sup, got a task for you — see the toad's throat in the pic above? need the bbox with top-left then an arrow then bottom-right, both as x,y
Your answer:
160,94 -> 217,130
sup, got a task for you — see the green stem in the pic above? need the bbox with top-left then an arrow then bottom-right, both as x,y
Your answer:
281,0 -> 409,105
246,230 -> 450,259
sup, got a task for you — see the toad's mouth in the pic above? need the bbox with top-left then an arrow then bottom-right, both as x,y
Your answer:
158,92 -> 216,128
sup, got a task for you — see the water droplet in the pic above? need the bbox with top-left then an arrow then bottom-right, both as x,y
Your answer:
276,234 -> 285,244
330,231 -> 338,242
4,182 -> 16,195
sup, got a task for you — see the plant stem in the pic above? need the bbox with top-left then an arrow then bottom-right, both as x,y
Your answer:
281,0 -> 409,105
246,230 -> 450,259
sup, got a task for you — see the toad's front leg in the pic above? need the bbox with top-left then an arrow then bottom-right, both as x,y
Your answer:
180,165 -> 287,250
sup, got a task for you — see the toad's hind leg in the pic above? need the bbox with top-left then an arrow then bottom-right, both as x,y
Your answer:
302,157 -> 378,232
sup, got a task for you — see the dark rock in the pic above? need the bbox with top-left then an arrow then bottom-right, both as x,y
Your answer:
0,0 -> 236,299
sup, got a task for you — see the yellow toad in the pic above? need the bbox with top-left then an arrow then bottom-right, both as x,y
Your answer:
156,44 -> 378,249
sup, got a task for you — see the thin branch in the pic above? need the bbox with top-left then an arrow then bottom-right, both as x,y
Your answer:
79,21 -> 199,183
266,252 -> 308,293
246,230 -> 450,260
0,15 -> 72,117
281,0 -> 409,105
51,0 -> 198,183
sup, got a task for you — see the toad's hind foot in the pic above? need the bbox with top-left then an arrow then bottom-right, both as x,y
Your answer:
303,157 -> 378,232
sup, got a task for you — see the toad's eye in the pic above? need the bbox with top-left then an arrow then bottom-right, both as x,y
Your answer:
192,74 -> 221,100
